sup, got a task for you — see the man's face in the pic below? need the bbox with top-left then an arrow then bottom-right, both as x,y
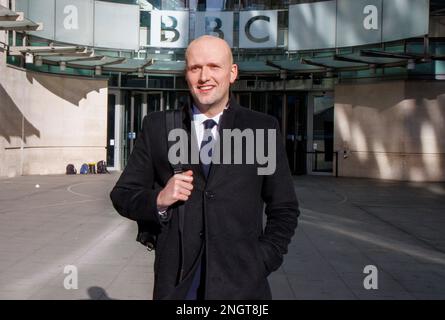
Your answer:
185,38 -> 238,110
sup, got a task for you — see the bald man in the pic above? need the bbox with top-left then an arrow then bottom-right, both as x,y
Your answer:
110,36 -> 299,300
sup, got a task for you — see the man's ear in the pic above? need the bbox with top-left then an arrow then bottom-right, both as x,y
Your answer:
230,64 -> 238,83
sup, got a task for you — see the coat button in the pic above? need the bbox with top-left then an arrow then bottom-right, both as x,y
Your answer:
205,191 -> 215,199
199,231 -> 204,239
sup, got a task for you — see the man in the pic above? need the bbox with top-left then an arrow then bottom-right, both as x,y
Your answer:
110,35 -> 299,300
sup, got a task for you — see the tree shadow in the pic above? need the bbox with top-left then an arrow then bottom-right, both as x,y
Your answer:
335,81 -> 445,181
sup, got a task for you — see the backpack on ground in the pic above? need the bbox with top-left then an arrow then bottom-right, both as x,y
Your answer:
80,163 -> 89,175
66,164 -> 77,175
97,160 -> 109,174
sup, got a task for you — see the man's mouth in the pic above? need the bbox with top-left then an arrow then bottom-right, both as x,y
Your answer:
197,85 -> 214,93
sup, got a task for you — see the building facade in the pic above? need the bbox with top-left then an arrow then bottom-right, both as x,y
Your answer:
1,0 -> 444,181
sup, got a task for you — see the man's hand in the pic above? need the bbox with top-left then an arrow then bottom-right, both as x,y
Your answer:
156,170 -> 194,210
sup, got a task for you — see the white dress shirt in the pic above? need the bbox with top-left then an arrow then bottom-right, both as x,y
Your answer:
191,104 -> 224,146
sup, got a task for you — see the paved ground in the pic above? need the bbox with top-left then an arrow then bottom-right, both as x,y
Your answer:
0,173 -> 445,300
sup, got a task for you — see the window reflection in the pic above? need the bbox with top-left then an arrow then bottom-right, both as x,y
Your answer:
139,0 -> 186,10
107,0 -> 332,10
190,0 -> 235,11
240,0 -> 287,10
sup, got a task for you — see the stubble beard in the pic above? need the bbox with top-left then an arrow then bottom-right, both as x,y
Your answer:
192,90 -> 229,115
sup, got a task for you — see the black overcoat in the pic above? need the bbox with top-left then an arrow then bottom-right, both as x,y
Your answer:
110,97 -> 300,300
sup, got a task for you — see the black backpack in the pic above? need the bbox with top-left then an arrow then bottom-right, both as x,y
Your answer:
66,164 -> 77,175
97,160 -> 109,174
136,110 -> 184,251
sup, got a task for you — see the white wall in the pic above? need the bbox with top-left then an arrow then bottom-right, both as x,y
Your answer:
335,80 -> 445,181
0,29 -> 108,177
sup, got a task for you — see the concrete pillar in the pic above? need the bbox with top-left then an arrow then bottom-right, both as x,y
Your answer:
0,0 -> 7,66
142,93 -> 148,119
113,91 -> 124,171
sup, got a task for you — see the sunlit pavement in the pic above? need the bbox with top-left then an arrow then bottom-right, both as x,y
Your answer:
0,173 -> 444,300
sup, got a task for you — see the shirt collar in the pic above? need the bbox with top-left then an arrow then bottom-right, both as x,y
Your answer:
192,104 -> 227,126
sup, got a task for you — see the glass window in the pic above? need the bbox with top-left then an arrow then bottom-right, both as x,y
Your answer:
241,0 -> 288,10
160,0 -> 187,10
122,75 -> 147,88
251,91 -> 267,113
147,75 -> 174,88
190,0 -> 233,11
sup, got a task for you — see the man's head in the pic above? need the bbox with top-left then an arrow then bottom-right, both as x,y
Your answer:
185,35 -> 238,115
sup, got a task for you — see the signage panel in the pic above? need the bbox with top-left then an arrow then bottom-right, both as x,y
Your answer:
15,0 -> 431,51
195,11 -> 234,47
150,10 -> 189,48
94,1 -> 140,50
382,0 -> 429,42
29,0 -> 55,40
288,1 -> 337,51
336,0 -> 383,47
239,10 -> 278,49
55,0 -> 94,46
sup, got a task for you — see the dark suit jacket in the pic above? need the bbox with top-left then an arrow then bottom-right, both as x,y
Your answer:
110,97 -> 300,300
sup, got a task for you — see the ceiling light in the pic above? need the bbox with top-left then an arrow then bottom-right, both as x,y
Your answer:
25,53 -> 34,64
35,56 -> 43,67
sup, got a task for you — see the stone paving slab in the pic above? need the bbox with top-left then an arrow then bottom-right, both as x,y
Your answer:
0,173 -> 444,300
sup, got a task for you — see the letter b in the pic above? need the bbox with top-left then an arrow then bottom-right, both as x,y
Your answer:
161,16 -> 180,43
205,17 -> 224,39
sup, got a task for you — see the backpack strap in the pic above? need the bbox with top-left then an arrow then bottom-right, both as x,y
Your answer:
136,110 -> 185,252
165,109 -> 184,174
159,109 -> 185,223
165,109 -> 187,280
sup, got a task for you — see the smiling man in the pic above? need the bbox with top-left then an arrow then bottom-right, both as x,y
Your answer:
185,36 -> 237,117
110,35 -> 299,300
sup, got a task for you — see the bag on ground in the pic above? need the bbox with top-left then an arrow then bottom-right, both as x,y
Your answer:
80,163 -> 89,175
97,160 -> 109,174
66,164 -> 77,175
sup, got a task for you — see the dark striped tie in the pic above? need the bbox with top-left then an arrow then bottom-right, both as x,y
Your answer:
200,119 -> 217,179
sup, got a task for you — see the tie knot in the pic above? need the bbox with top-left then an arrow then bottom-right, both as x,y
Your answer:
203,119 -> 217,130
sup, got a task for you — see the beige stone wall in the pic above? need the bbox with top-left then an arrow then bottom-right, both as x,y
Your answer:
0,37 -> 108,177
335,80 -> 445,181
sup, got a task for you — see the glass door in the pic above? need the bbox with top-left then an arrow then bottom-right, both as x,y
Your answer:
175,92 -> 190,110
267,93 -> 284,131
106,94 -> 116,168
124,92 -> 142,165
308,92 -> 335,174
286,93 -> 307,175
237,92 -> 251,109
147,92 -> 163,113
123,91 -> 164,167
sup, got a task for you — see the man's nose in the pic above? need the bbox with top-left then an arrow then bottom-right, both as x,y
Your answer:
199,66 -> 210,82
